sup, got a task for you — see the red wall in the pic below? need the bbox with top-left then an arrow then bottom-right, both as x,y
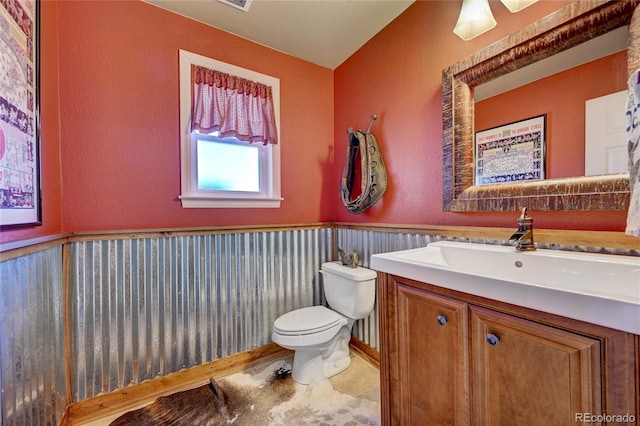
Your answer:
476,52 -> 627,179
2,0 -> 631,244
55,1 -> 334,232
334,0 -> 627,231
3,0 -> 334,242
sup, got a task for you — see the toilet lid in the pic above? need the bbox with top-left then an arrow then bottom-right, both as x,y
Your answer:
273,306 -> 344,336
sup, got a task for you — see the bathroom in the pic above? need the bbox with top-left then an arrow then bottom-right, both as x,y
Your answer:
1,0 -> 639,424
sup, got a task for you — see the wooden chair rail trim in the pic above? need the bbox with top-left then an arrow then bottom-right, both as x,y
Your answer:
333,223 -> 640,251
3,222 -> 639,261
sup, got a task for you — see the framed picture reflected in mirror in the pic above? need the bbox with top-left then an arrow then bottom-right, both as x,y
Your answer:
475,115 -> 546,187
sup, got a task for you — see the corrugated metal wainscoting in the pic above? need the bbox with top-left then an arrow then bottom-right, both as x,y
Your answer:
336,228 -> 437,351
3,225 -> 637,423
67,228 -> 334,401
0,246 -> 67,426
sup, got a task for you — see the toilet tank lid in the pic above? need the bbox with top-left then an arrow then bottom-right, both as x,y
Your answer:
321,261 -> 376,281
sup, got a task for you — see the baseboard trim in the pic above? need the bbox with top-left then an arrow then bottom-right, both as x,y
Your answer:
350,336 -> 380,369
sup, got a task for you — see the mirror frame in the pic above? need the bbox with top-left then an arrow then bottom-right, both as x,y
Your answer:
443,0 -> 638,212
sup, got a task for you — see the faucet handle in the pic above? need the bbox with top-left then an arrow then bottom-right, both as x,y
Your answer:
511,207 -> 536,251
519,207 -> 527,219
519,207 -> 529,220
517,207 -> 533,227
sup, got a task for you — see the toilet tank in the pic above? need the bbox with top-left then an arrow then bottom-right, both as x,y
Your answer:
321,262 -> 377,319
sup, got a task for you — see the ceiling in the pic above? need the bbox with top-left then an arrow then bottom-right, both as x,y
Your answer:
144,0 -> 415,69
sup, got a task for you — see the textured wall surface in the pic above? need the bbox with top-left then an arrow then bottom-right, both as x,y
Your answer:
67,228 -> 333,400
333,0 -> 629,229
337,228 -> 438,349
0,246 -> 66,425
1,225 -> 637,424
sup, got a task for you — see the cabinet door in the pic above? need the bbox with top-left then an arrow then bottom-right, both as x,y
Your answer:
471,306 -> 601,425
394,283 -> 470,425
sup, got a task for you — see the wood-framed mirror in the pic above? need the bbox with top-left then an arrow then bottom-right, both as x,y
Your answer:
442,0 -> 638,212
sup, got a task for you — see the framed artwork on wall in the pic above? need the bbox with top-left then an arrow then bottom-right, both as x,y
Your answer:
475,115 -> 546,186
0,0 -> 41,229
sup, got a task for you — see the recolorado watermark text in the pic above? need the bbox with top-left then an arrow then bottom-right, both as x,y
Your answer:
575,412 -> 636,423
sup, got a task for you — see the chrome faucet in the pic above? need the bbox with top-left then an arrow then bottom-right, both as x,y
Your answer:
509,207 -> 536,251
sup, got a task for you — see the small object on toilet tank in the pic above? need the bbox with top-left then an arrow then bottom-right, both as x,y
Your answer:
337,248 -> 359,268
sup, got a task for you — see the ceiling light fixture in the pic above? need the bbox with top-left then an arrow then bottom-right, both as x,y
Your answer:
453,0 -> 497,41
500,0 -> 538,13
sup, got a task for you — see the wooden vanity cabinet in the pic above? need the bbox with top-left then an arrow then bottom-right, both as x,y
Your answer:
392,285 -> 470,424
378,273 -> 639,426
470,306 -> 601,425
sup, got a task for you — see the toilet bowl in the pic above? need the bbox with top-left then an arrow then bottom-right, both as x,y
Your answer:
272,261 -> 376,384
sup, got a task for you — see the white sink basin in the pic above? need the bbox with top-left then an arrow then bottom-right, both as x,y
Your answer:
370,241 -> 640,335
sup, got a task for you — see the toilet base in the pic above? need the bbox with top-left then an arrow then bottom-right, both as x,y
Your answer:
290,327 -> 352,385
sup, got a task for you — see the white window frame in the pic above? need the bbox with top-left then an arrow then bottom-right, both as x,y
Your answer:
178,50 -> 282,208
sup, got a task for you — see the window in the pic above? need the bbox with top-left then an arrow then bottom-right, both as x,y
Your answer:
179,50 -> 282,208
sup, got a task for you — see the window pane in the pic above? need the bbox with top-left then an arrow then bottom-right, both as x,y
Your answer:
196,139 -> 260,192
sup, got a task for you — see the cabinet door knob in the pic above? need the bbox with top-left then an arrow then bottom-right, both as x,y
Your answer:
486,333 -> 500,346
436,315 -> 448,326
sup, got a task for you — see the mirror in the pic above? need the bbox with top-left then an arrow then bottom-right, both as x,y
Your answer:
442,0 -> 638,212
476,27 -> 628,179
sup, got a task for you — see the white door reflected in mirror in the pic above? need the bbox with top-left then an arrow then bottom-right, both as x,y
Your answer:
585,90 -> 628,176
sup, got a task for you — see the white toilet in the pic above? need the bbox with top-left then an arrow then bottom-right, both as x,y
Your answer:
272,261 -> 377,384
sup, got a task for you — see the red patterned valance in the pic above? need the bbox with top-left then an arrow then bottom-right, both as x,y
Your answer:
191,65 -> 278,145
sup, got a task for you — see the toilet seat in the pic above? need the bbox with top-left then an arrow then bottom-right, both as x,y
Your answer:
273,306 -> 345,336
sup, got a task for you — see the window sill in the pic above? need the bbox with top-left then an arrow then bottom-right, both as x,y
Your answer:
179,195 -> 283,208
